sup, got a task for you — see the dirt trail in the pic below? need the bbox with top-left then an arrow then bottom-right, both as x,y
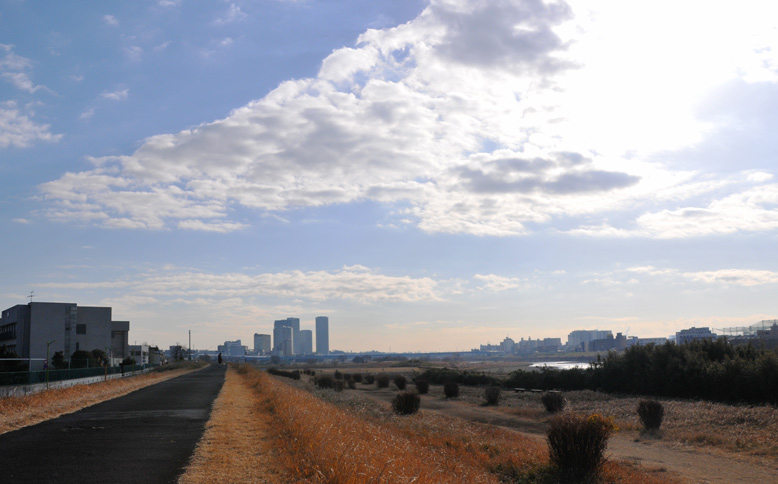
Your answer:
357,388 -> 778,484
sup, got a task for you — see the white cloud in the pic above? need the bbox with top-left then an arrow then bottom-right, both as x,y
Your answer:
0,101 -> 62,148
38,0 -> 778,237
101,89 -> 129,101
626,265 -> 778,288
80,108 -> 95,120
12,218 -> 31,224
215,3 -> 247,25
473,274 -> 523,291
124,46 -> 143,62
103,14 -> 119,26
41,265 -> 444,304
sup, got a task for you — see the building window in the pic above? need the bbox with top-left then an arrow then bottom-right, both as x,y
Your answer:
76,324 -> 86,334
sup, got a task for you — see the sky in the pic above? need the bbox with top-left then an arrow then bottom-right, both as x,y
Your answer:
2,0 -> 778,353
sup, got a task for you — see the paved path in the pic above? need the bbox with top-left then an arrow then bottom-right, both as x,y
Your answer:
0,364 -> 226,484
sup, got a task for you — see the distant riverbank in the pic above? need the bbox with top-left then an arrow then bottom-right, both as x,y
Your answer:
529,361 -> 590,370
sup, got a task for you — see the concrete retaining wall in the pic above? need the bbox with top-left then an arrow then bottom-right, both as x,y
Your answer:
0,369 -> 149,398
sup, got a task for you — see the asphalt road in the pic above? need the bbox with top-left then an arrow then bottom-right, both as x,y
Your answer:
0,364 -> 226,484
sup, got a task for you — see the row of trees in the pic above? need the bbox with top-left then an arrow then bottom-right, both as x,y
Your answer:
504,339 -> 778,404
0,345 -> 136,372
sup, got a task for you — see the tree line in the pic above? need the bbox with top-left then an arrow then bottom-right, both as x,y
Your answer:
504,339 -> 778,404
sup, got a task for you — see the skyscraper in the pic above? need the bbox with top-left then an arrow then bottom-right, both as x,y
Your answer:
315,316 -> 329,355
273,317 -> 300,356
254,333 -> 271,355
299,329 -> 313,355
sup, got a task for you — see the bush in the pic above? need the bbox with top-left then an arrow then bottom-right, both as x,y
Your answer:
334,380 -> 345,392
484,386 -> 501,405
443,381 -> 459,398
334,370 -> 343,380
365,374 -> 375,385
316,375 -> 335,389
542,392 -> 566,413
637,399 -> 665,431
352,373 -> 363,383
376,374 -> 391,388
347,379 -> 356,389
547,413 -> 617,482
414,379 -> 429,394
392,391 -> 421,415
394,375 -> 407,390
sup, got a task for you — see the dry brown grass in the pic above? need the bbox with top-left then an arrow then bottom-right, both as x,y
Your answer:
469,386 -> 778,462
243,366 -> 676,484
178,367 -> 289,484
0,364 -> 202,435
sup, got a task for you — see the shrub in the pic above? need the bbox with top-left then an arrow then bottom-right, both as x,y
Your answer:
376,374 -> 391,388
352,373 -> 363,383
394,375 -> 407,390
414,379 -> 429,394
443,381 -> 459,398
334,370 -> 343,380
547,413 -> 617,482
365,374 -> 375,385
542,392 -> 566,413
347,379 -> 356,389
342,372 -> 352,382
484,386 -> 501,405
637,399 -> 665,431
316,375 -> 335,389
334,380 -> 345,392
392,391 -> 421,415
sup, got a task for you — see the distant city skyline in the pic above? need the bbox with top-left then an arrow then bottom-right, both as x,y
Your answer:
3,1 -> 778,353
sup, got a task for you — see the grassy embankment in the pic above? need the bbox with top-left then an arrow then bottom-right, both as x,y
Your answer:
182,365 -> 677,483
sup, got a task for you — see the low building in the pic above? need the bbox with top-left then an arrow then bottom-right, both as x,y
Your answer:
676,327 -> 717,345
0,302 -> 129,367
218,340 -> 247,357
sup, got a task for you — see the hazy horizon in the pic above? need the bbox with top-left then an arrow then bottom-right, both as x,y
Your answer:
3,0 -> 778,353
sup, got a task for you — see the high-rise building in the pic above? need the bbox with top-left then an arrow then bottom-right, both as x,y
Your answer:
315,316 -> 329,355
254,333 -> 271,355
299,329 -> 313,355
274,318 -> 299,356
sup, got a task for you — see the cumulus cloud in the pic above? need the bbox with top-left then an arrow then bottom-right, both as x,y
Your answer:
40,265 -> 445,303
0,101 -> 62,148
37,0 -> 778,236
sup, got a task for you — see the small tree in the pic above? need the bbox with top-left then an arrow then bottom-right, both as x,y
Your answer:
443,381 -> 459,398
637,399 -> 665,431
547,413 -> 618,482
121,357 -> 136,366
542,392 -> 566,413
414,379 -> 429,394
70,350 -> 93,368
376,374 -> 391,388
392,391 -> 421,415
394,375 -> 407,390
316,375 -> 335,389
51,351 -> 68,370
484,386 -> 501,405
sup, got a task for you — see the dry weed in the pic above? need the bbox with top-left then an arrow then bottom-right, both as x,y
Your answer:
179,367 -> 288,484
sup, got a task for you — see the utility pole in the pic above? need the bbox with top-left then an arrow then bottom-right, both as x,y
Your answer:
188,330 -> 191,361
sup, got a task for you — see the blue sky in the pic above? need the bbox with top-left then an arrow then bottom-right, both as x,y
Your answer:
2,0 -> 778,353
